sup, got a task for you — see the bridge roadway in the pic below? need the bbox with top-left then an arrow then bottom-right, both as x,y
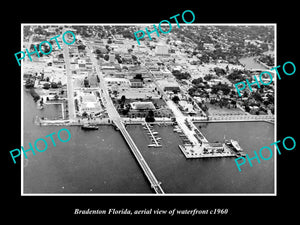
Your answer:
62,28 -> 76,121
85,42 -> 164,194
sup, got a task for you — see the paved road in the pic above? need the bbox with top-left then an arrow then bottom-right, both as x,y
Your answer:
62,28 -> 76,121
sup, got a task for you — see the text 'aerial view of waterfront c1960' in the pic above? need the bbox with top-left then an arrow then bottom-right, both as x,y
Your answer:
21,24 -> 275,195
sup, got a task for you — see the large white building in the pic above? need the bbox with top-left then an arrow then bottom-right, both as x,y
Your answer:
155,44 -> 170,56
80,93 -> 102,113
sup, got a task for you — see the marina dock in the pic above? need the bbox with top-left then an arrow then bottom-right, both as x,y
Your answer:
143,123 -> 162,148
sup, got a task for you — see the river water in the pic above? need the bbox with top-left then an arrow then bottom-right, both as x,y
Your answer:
23,89 -> 274,194
239,56 -> 269,70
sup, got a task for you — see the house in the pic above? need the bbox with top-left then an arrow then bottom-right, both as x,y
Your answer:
130,79 -> 143,88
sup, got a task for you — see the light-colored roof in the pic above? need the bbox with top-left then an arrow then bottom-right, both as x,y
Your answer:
130,101 -> 155,110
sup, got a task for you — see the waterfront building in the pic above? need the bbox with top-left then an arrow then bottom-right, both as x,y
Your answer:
80,93 -> 102,114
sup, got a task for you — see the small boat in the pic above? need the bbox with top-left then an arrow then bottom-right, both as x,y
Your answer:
148,144 -> 157,147
147,131 -> 158,135
81,124 -> 99,130
231,139 -> 242,152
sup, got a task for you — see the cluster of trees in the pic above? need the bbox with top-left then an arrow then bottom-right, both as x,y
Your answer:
172,70 -> 191,80
145,110 -> 155,122
192,77 -> 203,85
117,95 -> 130,115
188,85 -> 209,97
84,77 -> 90,88
24,26 -> 33,37
172,95 -> 180,104
197,101 -> 208,112
72,26 -> 93,38
214,67 -> 227,76
94,48 -> 110,61
211,83 -> 231,95
204,74 -> 214,81
75,99 -> 79,111
25,79 -> 35,88
30,43 -> 51,57
209,96 -> 237,109
227,70 -> 245,83
42,81 -> 62,89
258,54 -> 274,67
78,45 -> 86,51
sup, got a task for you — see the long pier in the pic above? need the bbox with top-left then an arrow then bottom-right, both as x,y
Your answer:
116,120 -> 164,194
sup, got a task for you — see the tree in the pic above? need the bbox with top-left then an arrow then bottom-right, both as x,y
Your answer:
227,70 -> 244,82
84,77 -> 89,87
121,95 -> 126,103
211,83 -> 231,95
245,105 -> 251,112
75,99 -> 79,111
104,54 -> 109,61
145,110 -> 155,122
51,82 -> 58,88
134,74 -> 143,81
82,112 -> 88,117
252,92 -> 263,102
172,70 -> 191,80
192,77 -> 203,85
43,83 -> 50,89
204,74 -> 213,81
214,67 -> 226,76
132,55 -> 137,61
243,91 -> 249,98
78,45 -> 86,50
172,95 -> 180,104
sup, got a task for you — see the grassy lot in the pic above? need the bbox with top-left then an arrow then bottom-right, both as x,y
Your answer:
114,98 -> 173,118
206,103 -> 247,116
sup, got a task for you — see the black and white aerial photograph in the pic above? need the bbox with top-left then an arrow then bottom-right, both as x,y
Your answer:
21,24 -> 275,195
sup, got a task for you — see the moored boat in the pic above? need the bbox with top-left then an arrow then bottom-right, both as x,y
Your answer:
81,124 -> 99,130
231,139 -> 242,152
